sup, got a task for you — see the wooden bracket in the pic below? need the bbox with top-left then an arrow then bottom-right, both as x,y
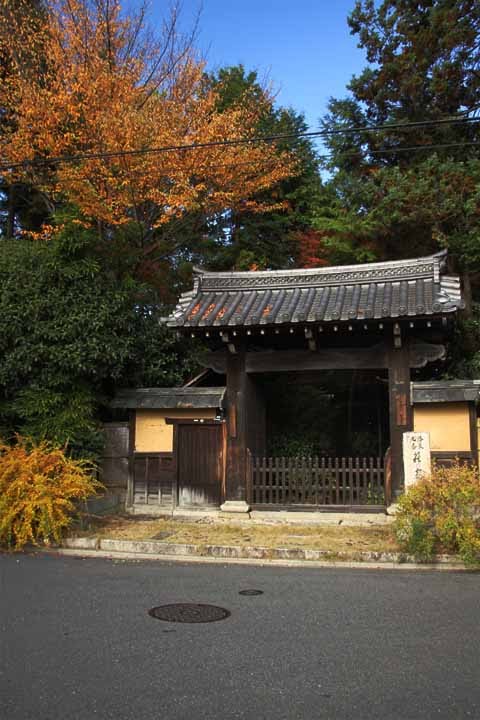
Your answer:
408,341 -> 446,367
305,327 -> 317,352
393,322 -> 402,348
221,331 -> 236,354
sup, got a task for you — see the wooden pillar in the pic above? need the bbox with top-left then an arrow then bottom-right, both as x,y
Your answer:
126,410 -> 136,509
387,339 -> 413,497
222,351 -> 250,512
469,403 -> 479,469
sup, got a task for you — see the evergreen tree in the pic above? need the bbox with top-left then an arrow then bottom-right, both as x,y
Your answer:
165,65 -> 324,272
311,0 -> 480,283
0,217 -> 199,457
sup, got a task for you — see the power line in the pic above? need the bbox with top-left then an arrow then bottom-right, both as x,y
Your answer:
43,140 -> 480,187
330,139 -> 480,159
1,116 -> 479,172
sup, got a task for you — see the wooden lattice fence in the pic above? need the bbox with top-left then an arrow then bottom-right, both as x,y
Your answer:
248,453 -> 388,509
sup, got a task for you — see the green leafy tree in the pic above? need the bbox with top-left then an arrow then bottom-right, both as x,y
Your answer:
163,65 -> 324,273
0,217 -> 199,457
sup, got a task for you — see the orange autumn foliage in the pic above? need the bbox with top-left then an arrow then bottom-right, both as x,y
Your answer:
0,0 -> 296,229
295,228 -> 330,268
0,437 -> 102,550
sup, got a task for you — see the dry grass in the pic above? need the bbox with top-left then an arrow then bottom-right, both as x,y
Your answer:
73,515 -> 400,553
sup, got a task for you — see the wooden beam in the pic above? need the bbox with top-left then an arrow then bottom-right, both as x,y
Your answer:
207,345 -> 387,373
247,345 -> 388,372
206,340 -> 446,374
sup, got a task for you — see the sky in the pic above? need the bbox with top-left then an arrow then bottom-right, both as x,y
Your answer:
146,0 -> 367,133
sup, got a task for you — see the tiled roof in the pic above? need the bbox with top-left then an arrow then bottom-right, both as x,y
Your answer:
111,387 -> 225,410
411,380 -> 480,404
168,251 -> 463,329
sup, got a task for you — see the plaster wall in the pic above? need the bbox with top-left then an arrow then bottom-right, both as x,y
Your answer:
135,409 -> 217,452
413,403 -> 471,452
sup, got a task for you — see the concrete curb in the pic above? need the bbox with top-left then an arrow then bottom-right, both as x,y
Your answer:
62,536 -> 471,568
41,547 -> 475,571
126,508 -> 394,526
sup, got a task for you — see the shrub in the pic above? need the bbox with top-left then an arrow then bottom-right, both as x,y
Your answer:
12,385 -> 105,461
394,462 -> 480,564
0,230 -> 200,460
0,437 -> 103,550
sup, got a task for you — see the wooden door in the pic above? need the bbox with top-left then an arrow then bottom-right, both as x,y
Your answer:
176,423 -> 224,507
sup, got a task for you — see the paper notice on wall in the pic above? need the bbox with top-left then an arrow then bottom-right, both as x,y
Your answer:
403,432 -> 431,488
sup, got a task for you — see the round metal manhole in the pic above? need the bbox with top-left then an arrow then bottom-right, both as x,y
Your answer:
238,589 -> 264,596
148,603 -> 231,623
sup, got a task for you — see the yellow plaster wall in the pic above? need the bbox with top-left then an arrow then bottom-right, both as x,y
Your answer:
135,409 -> 217,452
413,403 -> 471,452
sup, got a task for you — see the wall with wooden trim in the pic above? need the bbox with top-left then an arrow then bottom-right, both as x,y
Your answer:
135,409 -> 217,452
477,419 -> 480,467
413,403 -> 471,452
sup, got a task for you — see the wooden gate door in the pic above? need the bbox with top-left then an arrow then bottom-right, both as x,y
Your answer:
176,422 -> 224,507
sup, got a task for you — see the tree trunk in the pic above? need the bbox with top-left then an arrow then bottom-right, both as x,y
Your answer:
6,185 -> 15,238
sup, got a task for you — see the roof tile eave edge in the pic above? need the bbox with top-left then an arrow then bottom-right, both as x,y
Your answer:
172,305 -> 460,330
198,266 -> 440,293
191,250 -> 447,282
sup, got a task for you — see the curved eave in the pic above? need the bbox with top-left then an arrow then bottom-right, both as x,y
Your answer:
167,253 -> 463,330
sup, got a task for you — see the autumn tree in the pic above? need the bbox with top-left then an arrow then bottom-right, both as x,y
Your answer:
0,1 -> 296,244
0,0 -> 51,237
0,2 -> 301,455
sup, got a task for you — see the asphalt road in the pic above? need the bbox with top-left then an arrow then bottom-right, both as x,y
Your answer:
1,554 -> 479,720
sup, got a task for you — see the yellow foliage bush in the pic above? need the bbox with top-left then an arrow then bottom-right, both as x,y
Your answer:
0,437 -> 103,550
394,461 -> 480,564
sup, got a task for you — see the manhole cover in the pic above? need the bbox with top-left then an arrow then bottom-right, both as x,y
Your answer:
239,589 -> 264,596
148,603 -> 231,623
